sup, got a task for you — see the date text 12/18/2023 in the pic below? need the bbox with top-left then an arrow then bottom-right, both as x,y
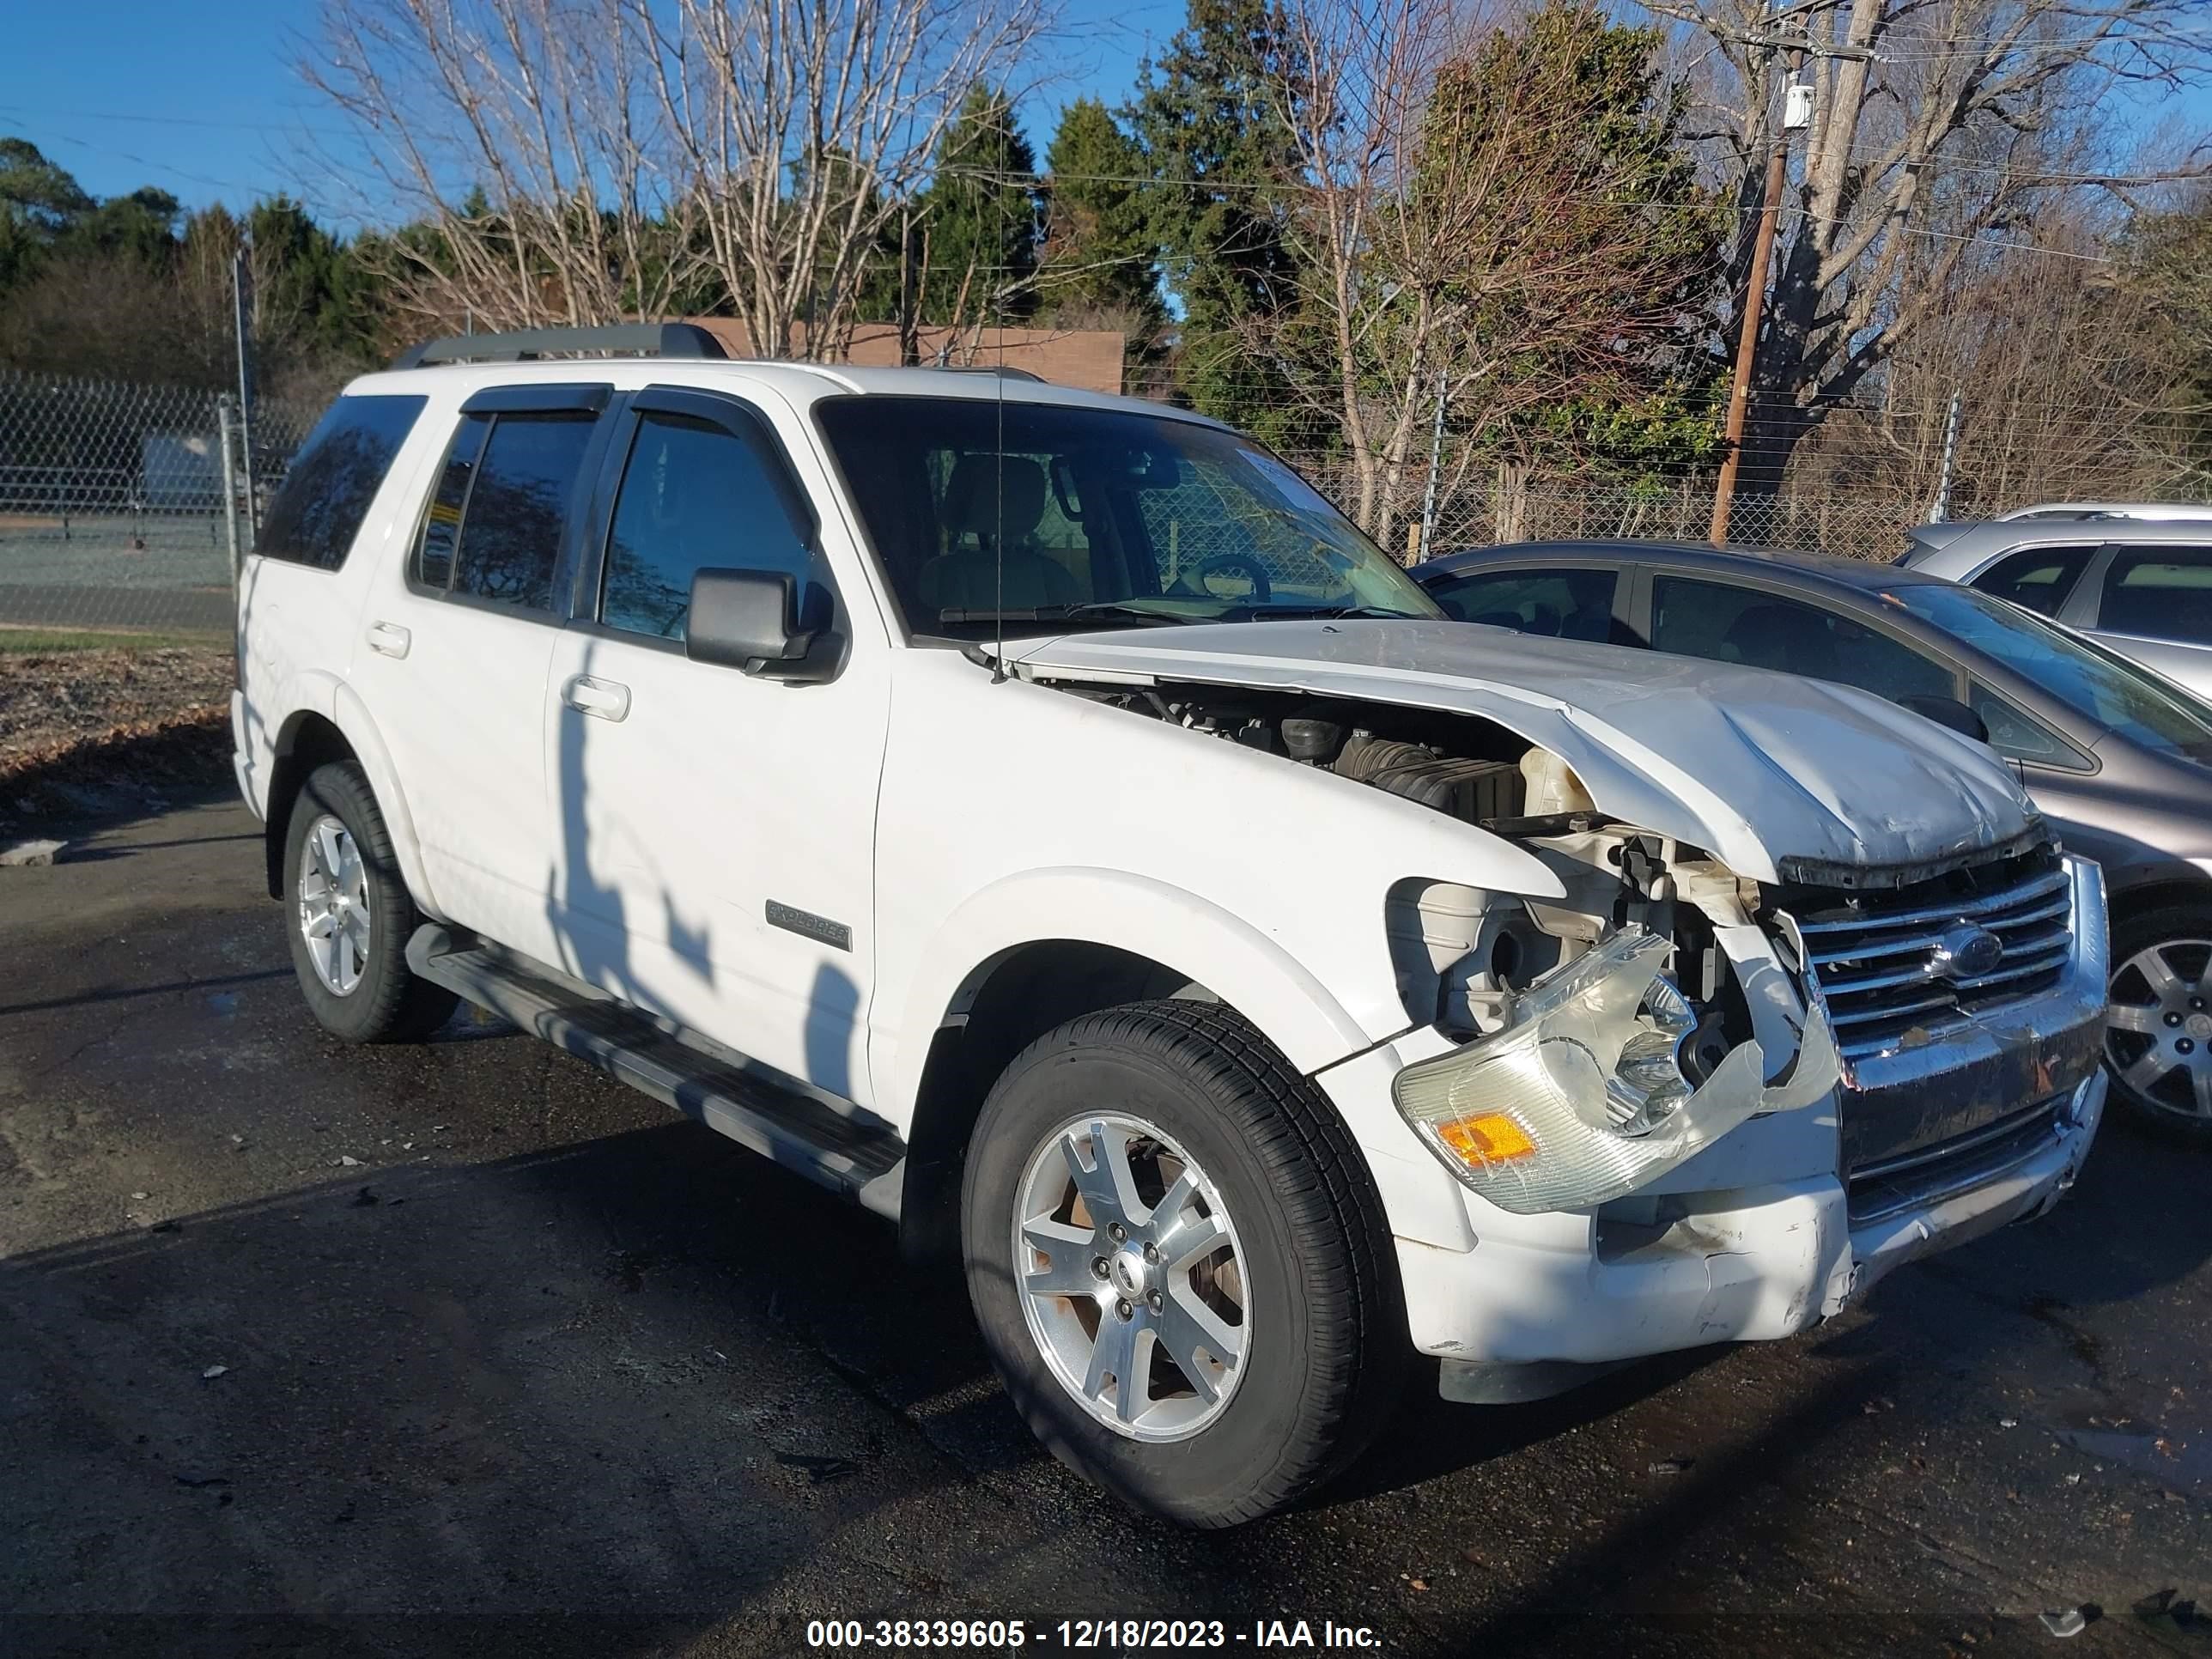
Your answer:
804,1618 -> 1386,1650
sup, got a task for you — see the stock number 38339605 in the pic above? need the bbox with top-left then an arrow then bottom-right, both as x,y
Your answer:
804,1619 -> 1236,1649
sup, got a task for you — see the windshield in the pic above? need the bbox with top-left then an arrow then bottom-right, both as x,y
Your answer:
814,396 -> 1440,638
1885,581 -> 2212,759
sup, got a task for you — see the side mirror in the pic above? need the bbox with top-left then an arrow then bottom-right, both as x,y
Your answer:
1897,692 -> 1990,744
685,568 -> 840,683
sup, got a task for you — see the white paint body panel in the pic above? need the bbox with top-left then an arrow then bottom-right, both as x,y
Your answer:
233,356 -> 2089,1380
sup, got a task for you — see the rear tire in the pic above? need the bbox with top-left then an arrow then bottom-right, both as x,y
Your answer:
961,1000 -> 1406,1527
281,761 -> 458,1044
2105,902 -> 2212,1145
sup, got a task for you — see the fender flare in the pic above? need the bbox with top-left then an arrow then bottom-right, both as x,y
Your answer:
882,866 -> 1382,1121
270,681 -> 446,922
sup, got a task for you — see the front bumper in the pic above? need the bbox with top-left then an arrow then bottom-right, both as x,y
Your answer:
1400,1070 -> 2102,1390
1313,854 -> 2110,1394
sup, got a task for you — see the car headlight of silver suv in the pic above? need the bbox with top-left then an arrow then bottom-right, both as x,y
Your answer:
1391,926 -> 1791,1214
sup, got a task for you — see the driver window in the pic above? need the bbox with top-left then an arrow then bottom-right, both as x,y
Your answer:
600,410 -> 817,642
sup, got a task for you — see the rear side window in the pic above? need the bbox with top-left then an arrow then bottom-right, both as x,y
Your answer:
1423,567 -> 1623,642
414,410 -> 596,613
599,410 -> 817,641
1970,545 -> 2093,618
257,393 -> 426,571
2097,546 -> 2212,646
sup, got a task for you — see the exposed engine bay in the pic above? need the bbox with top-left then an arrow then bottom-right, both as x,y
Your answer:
1085,678 -> 1764,1050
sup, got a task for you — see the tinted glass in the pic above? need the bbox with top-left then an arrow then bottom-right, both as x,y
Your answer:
416,413 -> 490,591
601,410 -> 816,641
1650,577 -> 1955,703
257,393 -> 426,571
2098,546 -> 2212,646
1425,568 -> 1622,642
1887,581 -> 2212,760
450,412 -> 595,611
814,397 -> 1438,637
1967,684 -> 2092,771
1972,544 -> 2093,618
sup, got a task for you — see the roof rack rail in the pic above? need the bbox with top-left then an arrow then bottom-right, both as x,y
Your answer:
390,323 -> 730,371
939,364 -> 1045,383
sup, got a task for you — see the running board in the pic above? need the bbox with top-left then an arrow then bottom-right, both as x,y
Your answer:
405,926 -> 905,1218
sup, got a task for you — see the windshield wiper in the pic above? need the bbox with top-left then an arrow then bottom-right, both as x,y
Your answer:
938,602 -> 1195,628
1234,603 -> 1431,621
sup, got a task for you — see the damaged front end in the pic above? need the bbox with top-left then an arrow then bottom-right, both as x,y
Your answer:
1392,926 -> 1841,1216
1014,634 -> 2109,1389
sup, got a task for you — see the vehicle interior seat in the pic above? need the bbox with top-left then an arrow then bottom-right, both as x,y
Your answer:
1723,603 -> 1838,678
917,454 -> 1081,614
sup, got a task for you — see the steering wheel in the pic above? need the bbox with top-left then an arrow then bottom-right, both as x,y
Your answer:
1189,551 -> 1273,605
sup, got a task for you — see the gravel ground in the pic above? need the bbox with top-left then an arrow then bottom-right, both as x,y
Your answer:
3,795 -> 2209,1659
0,640 -> 232,829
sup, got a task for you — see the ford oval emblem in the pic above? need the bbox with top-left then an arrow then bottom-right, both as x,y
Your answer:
1931,924 -> 2004,981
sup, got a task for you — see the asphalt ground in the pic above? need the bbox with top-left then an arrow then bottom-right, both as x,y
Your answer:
3,793 -> 2209,1659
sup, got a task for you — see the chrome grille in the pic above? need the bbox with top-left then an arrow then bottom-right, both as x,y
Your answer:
1793,846 -> 2074,1064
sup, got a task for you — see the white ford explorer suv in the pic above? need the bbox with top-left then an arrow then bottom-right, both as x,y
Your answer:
234,325 -> 2109,1527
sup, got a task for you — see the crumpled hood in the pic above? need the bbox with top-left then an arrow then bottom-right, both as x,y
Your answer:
1004,619 -> 2039,884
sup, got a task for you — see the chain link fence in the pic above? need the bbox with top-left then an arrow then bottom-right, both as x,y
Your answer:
1,364 -> 1945,647
0,370 -> 315,638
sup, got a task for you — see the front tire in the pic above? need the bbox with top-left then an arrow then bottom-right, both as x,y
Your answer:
2106,902 -> 2212,1144
281,761 -> 458,1044
962,1000 -> 1405,1527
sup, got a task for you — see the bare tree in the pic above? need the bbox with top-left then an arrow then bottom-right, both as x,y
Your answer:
303,0 -> 691,335
1656,0 -> 2212,494
634,0 -> 1055,357
302,0 -> 1054,350
1262,0 -> 1717,544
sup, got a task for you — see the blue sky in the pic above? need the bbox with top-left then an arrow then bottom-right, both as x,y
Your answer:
4,0 -> 2204,228
0,0 -> 1188,226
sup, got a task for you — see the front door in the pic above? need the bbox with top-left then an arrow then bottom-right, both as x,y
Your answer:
542,386 -> 891,1104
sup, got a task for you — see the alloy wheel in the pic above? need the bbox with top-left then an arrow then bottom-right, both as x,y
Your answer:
2107,938 -> 2212,1121
1012,1113 -> 1249,1443
297,812 -> 371,996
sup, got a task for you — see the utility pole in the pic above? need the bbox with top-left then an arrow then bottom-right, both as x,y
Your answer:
1930,387 -> 1962,522
1418,368 -> 1449,563
231,248 -> 258,542
1710,55 -> 1808,546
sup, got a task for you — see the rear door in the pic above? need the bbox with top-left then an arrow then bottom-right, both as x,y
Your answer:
2076,542 -> 2212,699
349,382 -> 612,963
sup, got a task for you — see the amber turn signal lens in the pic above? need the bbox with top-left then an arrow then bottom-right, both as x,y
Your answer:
1436,1112 -> 1536,1165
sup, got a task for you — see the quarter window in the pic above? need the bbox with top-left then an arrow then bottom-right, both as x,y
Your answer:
258,393 -> 426,571
1650,577 -> 1955,704
1970,545 -> 2094,618
1967,684 -> 2092,771
2097,546 -> 2212,647
600,410 -> 817,641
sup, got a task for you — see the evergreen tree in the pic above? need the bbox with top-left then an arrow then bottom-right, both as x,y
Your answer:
1126,0 -> 1315,442
914,86 -> 1041,327
1037,98 -> 1161,335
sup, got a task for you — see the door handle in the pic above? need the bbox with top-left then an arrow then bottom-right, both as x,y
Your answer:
365,621 -> 411,659
562,674 -> 631,722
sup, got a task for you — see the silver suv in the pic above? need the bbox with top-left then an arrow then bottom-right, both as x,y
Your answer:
1903,514 -> 2212,699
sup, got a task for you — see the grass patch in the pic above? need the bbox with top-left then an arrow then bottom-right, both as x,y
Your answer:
0,626 -> 222,654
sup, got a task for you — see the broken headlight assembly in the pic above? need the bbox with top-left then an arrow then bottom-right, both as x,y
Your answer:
1392,927 -> 1779,1214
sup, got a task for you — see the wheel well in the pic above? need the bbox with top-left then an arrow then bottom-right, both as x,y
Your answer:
264,714 -> 356,898
2108,877 -> 2212,937
896,941 -> 1214,1266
